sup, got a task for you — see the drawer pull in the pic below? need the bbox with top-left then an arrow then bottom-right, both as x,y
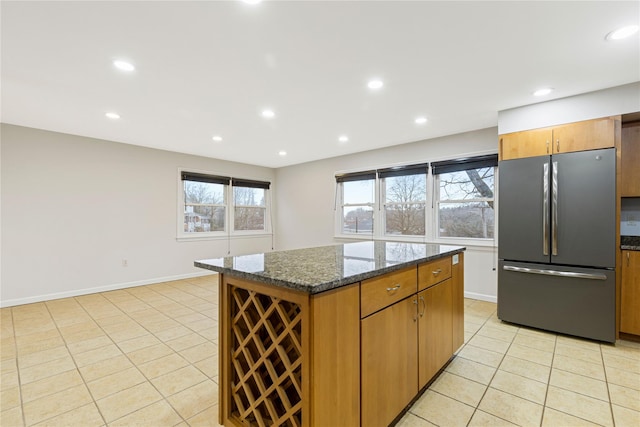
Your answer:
386,284 -> 401,292
432,269 -> 442,276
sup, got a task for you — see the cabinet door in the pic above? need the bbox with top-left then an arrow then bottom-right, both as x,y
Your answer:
621,123 -> 640,197
552,117 -> 615,154
418,279 -> 453,389
621,251 -> 640,335
361,296 -> 418,427
499,128 -> 552,160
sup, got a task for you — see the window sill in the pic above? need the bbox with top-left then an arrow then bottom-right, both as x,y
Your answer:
177,233 -> 272,242
334,234 -> 497,248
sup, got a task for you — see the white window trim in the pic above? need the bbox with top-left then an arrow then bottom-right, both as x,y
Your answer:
434,166 -> 497,242
177,168 -> 272,241
334,153 -> 498,246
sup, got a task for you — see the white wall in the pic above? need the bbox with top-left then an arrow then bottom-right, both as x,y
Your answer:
498,82 -> 640,133
275,127 -> 500,302
1,124 -> 276,306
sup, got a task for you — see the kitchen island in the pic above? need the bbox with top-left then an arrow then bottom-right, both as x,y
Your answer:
195,241 -> 465,427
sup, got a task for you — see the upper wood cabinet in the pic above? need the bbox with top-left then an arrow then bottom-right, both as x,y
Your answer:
621,123 -> 640,197
499,116 -> 617,160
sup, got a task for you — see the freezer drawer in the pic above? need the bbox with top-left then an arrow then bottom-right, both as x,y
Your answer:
497,260 -> 615,342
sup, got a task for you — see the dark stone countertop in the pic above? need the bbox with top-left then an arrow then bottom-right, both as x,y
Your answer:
621,236 -> 640,251
195,241 -> 465,294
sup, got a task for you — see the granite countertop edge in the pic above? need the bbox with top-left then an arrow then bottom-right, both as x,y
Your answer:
621,245 -> 640,251
195,247 -> 465,295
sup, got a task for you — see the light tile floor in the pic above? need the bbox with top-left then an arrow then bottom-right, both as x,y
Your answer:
1,276 -> 639,426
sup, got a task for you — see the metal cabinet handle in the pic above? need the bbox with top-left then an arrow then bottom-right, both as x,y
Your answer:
552,161 -> 558,256
432,269 -> 442,276
546,140 -> 549,154
413,298 -> 418,322
386,284 -> 401,292
419,296 -> 426,317
543,162 -> 549,256
628,252 -> 631,267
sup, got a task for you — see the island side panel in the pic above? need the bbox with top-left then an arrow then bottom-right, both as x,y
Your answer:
219,274 -> 311,427
452,252 -> 465,352
309,283 -> 360,426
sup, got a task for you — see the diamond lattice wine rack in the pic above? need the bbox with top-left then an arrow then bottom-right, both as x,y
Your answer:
228,285 -> 304,426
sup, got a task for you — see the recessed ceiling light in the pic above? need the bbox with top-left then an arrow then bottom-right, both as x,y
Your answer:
278,150 -> 287,156
105,112 -> 120,119
338,135 -> 349,143
367,79 -> 384,90
605,25 -> 639,41
212,136 -> 223,142
261,109 -> 275,119
414,117 -> 427,124
533,88 -> 553,97
113,60 -> 135,72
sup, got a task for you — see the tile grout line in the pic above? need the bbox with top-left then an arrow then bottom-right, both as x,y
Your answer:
42,299 -> 108,427
539,331 -> 558,427
10,307 -> 28,427
601,342 -> 616,427
464,308 -> 519,427
67,293 -> 183,427
96,282 -> 217,425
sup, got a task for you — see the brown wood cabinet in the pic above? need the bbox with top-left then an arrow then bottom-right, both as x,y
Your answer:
620,250 -> 640,335
217,252 -> 464,427
499,116 -> 617,160
451,253 -> 465,351
361,296 -> 418,427
418,279 -> 453,388
621,123 -> 640,197
361,255 -> 462,427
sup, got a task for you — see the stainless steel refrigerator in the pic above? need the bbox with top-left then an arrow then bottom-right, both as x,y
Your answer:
498,148 -> 616,342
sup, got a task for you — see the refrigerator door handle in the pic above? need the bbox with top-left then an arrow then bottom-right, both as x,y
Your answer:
543,162 -> 549,256
503,265 -> 607,280
552,161 -> 558,256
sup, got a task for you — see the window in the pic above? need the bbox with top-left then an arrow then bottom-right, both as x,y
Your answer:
182,172 -> 229,234
380,164 -> 428,236
179,171 -> 271,239
432,155 -> 498,239
233,179 -> 269,231
336,171 -> 376,235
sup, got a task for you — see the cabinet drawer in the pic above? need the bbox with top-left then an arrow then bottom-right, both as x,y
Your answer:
418,257 -> 452,291
361,267 -> 417,318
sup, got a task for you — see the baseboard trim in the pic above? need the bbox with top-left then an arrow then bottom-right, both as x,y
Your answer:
464,291 -> 497,304
0,271 -> 218,308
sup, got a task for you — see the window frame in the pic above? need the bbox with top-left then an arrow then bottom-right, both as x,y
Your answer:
336,171 -> 376,236
432,155 -> 498,242
177,169 -> 272,241
334,154 -> 498,246
231,179 -> 269,234
380,166 -> 428,238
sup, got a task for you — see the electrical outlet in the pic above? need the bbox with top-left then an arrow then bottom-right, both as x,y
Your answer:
122,259 -> 128,267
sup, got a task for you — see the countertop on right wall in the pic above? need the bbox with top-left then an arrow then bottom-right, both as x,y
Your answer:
621,235 -> 640,251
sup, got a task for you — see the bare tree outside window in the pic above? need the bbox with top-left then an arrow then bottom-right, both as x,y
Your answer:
383,174 -> 426,236
184,181 -> 226,232
234,186 -> 266,231
438,167 -> 495,238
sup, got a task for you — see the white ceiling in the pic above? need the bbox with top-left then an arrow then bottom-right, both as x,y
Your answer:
2,1 -> 639,168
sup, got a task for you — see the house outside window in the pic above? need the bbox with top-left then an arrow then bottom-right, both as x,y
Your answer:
179,171 -> 271,240
182,172 -> 228,234
432,155 -> 498,239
